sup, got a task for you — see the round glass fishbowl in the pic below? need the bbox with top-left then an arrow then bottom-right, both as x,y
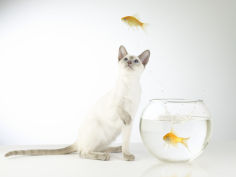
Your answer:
140,99 -> 211,162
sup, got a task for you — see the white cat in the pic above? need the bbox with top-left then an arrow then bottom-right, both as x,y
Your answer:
5,45 -> 150,161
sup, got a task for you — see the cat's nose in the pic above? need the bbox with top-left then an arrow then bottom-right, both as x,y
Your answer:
127,61 -> 132,65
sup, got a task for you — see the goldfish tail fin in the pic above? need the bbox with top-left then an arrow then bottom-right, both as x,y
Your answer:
182,137 -> 189,146
141,23 -> 148,33
182,138 -> 191,153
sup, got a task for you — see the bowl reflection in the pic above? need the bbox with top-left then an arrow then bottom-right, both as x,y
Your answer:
140,162 -> 208,177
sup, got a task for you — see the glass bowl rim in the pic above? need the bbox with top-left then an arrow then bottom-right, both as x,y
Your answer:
150,98 -> 203,103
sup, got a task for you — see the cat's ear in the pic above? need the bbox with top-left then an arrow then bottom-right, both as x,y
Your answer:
138,50 -> 150,67
118,45 -> 128,61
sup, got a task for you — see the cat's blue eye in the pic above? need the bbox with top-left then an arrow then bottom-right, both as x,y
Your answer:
134,59 -> 139,63
124,58 -> 128,61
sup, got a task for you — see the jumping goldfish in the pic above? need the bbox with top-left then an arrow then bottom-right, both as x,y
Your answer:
163,129 -> 190,151
121,15 -> 147,31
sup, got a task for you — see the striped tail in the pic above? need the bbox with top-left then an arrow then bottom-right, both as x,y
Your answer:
5,144 -> 77,157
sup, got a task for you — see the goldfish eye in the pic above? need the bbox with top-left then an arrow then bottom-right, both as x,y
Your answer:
134,59 -> 139,63
124,58 -> 128,61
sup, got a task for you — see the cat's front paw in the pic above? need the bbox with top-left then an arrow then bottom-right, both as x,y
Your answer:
123,153 -> 135,161
102,153 -> 110,161
121,115 -> 132,125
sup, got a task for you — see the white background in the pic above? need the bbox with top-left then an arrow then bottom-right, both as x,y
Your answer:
0,0 -> 235,145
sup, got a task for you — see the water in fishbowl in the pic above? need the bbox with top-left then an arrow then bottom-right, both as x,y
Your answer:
140,115 -> 211,162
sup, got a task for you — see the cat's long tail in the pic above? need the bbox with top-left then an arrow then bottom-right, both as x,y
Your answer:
5,144 -> 77,157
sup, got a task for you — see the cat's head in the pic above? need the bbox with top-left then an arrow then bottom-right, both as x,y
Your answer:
118,45 -> 150,75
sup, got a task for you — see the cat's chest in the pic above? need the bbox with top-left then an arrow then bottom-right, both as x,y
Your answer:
116,83 -> 141,113
116,82 -> 141,100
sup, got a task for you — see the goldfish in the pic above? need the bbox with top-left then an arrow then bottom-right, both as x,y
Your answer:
163,129 -> 190,151
121,15 -> 147,31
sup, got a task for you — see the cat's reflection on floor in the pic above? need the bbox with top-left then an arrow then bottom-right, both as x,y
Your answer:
140,162 -> 208,177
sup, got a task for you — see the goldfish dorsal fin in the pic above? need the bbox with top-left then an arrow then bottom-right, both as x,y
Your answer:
170,127 -> 175,133
133,13 -> 140,19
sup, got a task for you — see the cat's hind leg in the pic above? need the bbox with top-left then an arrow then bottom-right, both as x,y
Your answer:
102,146 -> 122,153
80,152 -> 110,161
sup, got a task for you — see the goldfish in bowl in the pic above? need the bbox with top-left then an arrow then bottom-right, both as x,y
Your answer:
140,99 -> 212,162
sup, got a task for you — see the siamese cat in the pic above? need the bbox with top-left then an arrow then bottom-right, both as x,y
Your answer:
5,45 -> 150,161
